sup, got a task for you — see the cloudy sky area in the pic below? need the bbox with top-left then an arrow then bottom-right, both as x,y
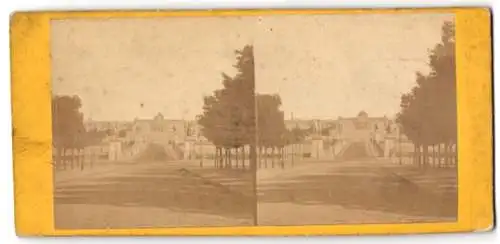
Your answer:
51,13 -> 453,121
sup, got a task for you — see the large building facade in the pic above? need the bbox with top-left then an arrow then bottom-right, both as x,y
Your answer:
284,111 -> 394,142
131,113 -> 187,146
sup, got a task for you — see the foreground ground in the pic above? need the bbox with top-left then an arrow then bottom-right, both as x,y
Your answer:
257,141 -> 456,225
54,141 -> 457,228
54,161 -> 254,229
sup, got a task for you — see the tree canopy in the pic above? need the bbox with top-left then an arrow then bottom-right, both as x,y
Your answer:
52,95 -> 86,149
198,44 -> 288,153
396,21 -> 456,164
257,94 -> 286,148
198,45 -> 256,149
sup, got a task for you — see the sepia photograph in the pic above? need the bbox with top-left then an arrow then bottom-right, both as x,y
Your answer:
50,13 -> 457,229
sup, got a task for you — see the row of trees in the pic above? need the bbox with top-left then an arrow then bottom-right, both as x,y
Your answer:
52,95 -> 86,170
256,95 -> 311,168
396,21 -> 457,168
52,95 -> 108,170
197,45 -> 310,170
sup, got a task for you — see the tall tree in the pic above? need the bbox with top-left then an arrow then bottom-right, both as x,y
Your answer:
397,21 -> 456,167
256,94 -> 286,168
52,95 -> 86,169
198,45 -> 256,169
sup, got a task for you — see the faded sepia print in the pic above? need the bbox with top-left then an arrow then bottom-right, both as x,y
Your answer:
51,13 -> 457,229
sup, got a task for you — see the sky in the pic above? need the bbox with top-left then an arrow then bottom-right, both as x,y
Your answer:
51,13 -> 454,121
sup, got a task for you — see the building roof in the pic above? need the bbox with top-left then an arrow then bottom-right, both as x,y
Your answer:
358,111 -> 368,117
338,117 -> 388,122
134,118 -> 186,123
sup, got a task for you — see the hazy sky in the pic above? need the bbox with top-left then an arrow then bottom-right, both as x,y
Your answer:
51,13 -> 453,121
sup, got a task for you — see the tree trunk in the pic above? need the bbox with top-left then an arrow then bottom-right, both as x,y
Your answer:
218,147 -> 222,169
76,149 -> 79,170
74,149 -> 77,170
258,147 -> 262,169
418,144 -> 425,167
449,144 -> 453,167
223,148 -> 226,168
276,147 -> 279,167
80,149 -> 84,170
452,143 -> 456,166
419,145 -> 423,167
62,148 -> 66,170
226,148 -> 231,169
421,144 -> 426,167
446,144 -> 451,167
264,148 -> 268,168
214,147 -> 217,168
221,147 -> 224,168
223,148 -> 226,169
241,146 -> 245,169
453,143 -> 457,166
235,147 -> 239,169
219,147 -> 223,169
450,144 -> 454,166
420,145 -> 424,167
444,144 -> 449,167
450,144 -> 453,166
455,144 -> 458,165
437,143 -> 442,167
432,145 -> 436,167
281,147 -> 285,169
436,144 -> 439,167
69,148 -> 73,170
77,149 -> 81,170
412,144 -> 417,166
414,144 -> 421,167
89,150 -> 94,169
249,136 -> 258,226
229,147 -> 233,169
450,142 -> 456,167
423,144 -> 430,168
68,148 -> 71,170
271,147 -> 275,168
214,147 -> 218,168
69,148 -> 76,169
224,148 -> 228,169
56,147 -> 62,170
298,143 -> 301,160
429,145 -> 433,167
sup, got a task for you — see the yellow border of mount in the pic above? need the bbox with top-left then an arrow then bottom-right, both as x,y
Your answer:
10,8 -> 493,236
